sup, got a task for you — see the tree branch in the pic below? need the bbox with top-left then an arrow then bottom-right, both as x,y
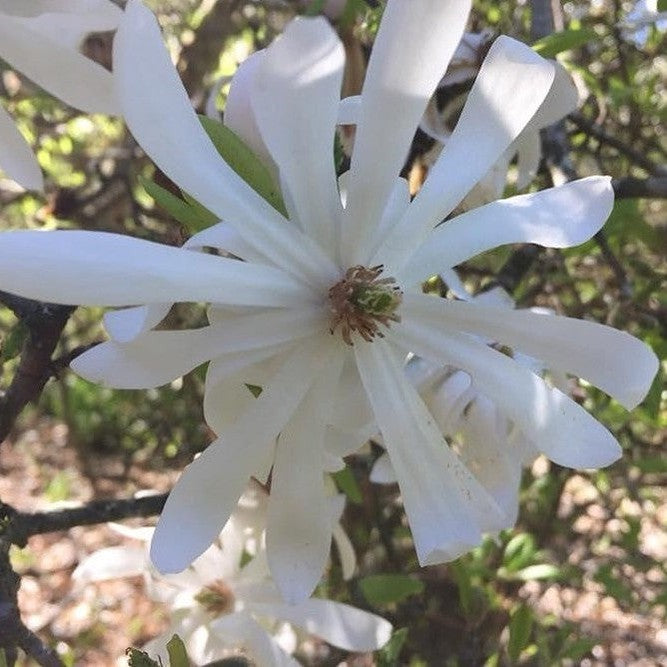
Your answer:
612,176 -> 667,199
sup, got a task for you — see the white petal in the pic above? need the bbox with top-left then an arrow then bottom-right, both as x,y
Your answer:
249,599 -> 392,652
402,292 -> 658,410
341,0 -> 472,266
72,546 -> 146,585
0,0 -> 120,23
530,60 -> 579,130
0,230 -> 310,308
224,52 -> 273,166
184,222 -> 266,264
355,340 -> 505,565
400,176 -> 614,283
374,36 -> 555,271
458,396 -> 522,526
332,522 -> 356,581
251,17 -> 344,253
0,14 -> 119,114
210,612 -> 299,667
337,95 -> 360,124
515,130 -> 542,190
0,104 -> 43,190
394,321 -> 622,469
75,308 -> 325,389
103,303 -> 171,342
151,337 -> 338,573
114,1 -> 338,287
267,355 -> 343,603
369,452 -> 396,484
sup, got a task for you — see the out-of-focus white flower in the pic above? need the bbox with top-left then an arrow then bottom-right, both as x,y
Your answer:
0,0 -> 657,603
419,31 -> 580,209
619,0 -> 667,46
73,483 -> 389,666
0,0 -> 121,190
371,286 -> 573,529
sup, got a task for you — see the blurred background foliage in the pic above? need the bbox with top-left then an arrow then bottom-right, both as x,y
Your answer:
0,0 -> 665,665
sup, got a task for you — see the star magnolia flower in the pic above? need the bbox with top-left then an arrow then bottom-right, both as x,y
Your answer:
619,0 -> 667,47
0,0 -> 121,191
370,287 -> 572,528
0,0 -> 658,603
73,484 -> 388,666
419,31 -> 580,208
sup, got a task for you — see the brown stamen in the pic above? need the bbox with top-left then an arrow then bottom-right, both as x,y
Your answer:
328,265 -> 402,345
195,579 -> 236,616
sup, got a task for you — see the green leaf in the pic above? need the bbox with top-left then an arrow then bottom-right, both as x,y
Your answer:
1,320 -> 29,361
126,648 -> 161,667
659,0 -> 667,11
332,465 -> 362,504
166,635 -> 189,667
376,627 -> 409,667
0,649 -> 8,667
502,533 -> 537,572
198,115 -> 286,216
532,29 -> 597,57
359,574 -> 424,606
508,604 -> 534,663
558,637 -> 596,661
139,175 -> 215,232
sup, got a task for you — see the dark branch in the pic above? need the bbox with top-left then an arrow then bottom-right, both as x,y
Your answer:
612,176 -> 667,199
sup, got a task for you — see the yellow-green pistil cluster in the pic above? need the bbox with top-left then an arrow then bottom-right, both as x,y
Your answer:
195,580 -> 236,616
329,265 -> 403,345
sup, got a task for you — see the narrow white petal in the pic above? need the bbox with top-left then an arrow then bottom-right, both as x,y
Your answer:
515,131 -> 542,189
210,612 -> 299,667
332,523 -> 356,581
151,337 -> 337,573
184,222 -> 266,264
114,1 -> 338,287
224,51 -> 273,167
251,18 -> 344,252
375,36 -> 555,271
103,303 -> 171,343
341,0 -> 472,266
355,340 -> 505,565
267,355 -> 343,603
394,321 -> 622,469
369,452 -> 396,484
72,546 -> 146,585
0,15 -> 119,114
337,95 -> 360,124
531,60 -> 579,129
249,599 -> 392,652
400,177 -> 614,283
0,0 -> 120,22
0,230 -> 310,308
0,104 -> 43,190
74,308 -> 325,389
402,292 -> 658,410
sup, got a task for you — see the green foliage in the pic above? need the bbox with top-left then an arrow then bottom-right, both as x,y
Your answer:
332,465 -> 363,504
166,635 -> 190,667
0,320 -> 28,362
376,628 -> 409,667
507,604 -> 534,663
198,115 -> 287,216
127,647 -> 162,667
532,28 -> 598,57
359,574 -> 425,606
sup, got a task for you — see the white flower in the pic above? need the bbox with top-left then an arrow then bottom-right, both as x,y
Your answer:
419,31 -> 580,208
0,0 -> 657,603
73,484 -> 389,666
619,0 -> 667,47
0,0 -> 121,191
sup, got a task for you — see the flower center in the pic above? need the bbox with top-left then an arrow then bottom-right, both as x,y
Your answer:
195,579 -> 236,617
328,265 -> 402,345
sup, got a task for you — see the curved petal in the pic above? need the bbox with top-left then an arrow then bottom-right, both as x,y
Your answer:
402,292 -> 658,410
0,14 -> 119,114
369,452 -> 396,484
341,0 -> 472,266
103,303 -> 171,342
72,546 -> 146,585
374,36 -> 555,272
184,222 -> 266,263
0,0 -> 120,21
355,339 -> 505,565
393,321 -> 622,469
74,308 -> 325,389
267,355 -> 343,603
224,52 -> 273,167
114,0 -> 338,288
531,60 -> 579,130
0,104 -> 43,190
151,337 -> 338,573
0,230 -> 311,308
250,599 -> 392,652
251,17 -> 344,253
400,176 -> 614,283
515,130 -> 542,190
337,95 -> 360,124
